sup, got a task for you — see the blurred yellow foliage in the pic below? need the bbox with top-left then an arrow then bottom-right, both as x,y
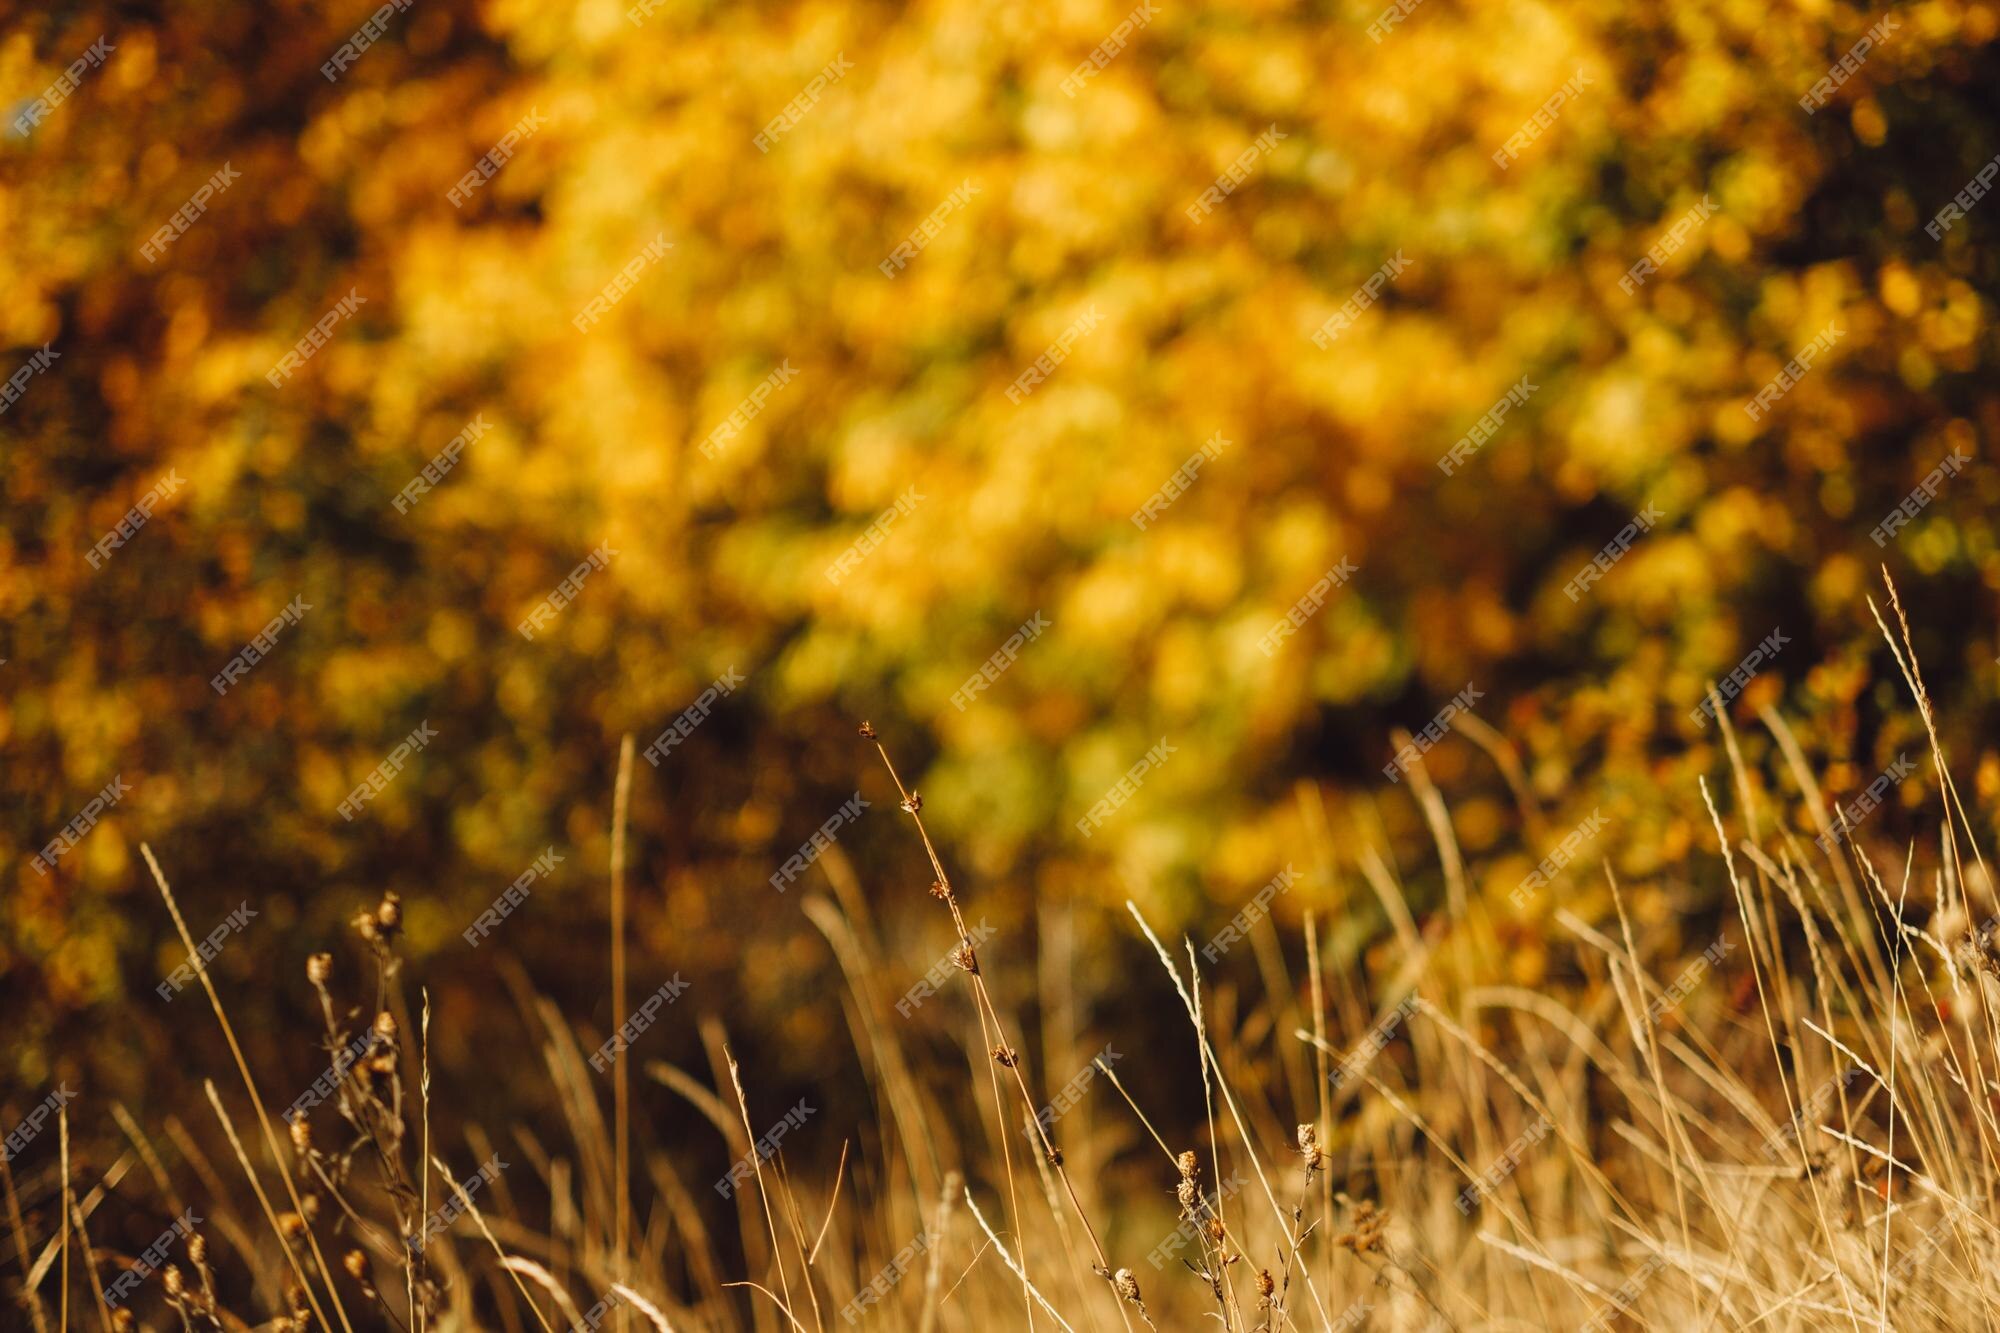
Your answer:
4,0 -> 2000,1052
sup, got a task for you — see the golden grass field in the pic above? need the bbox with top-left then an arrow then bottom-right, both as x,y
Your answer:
8,0 -> 2000,1329
8,581 -> 2000,1330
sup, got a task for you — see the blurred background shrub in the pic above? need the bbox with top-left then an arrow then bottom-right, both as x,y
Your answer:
5,0 -> 2000,1173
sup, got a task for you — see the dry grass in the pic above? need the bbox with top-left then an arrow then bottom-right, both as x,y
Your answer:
11,573 -> 2000,1331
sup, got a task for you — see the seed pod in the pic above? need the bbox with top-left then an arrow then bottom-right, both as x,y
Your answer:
306,953 -> 332,986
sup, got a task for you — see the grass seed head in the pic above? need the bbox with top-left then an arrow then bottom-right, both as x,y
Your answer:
1298,1122 -> 1326,1173
1337,1199 -> 1386,1254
